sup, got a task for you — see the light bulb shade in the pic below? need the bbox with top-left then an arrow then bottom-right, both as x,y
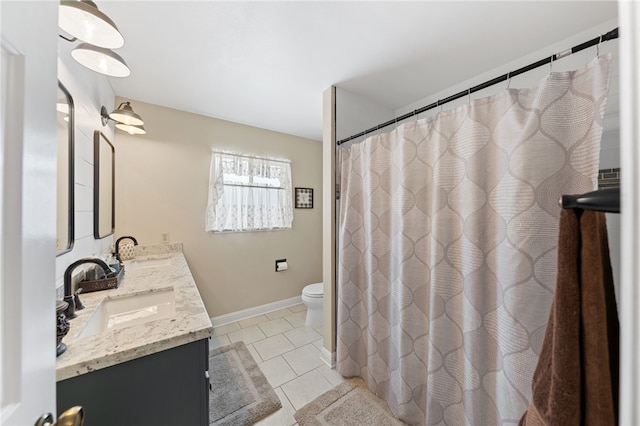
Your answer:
71,43 -> 130,77
109,102 -> 144,126
59,0 -> 124,49
116,123 -> 146,135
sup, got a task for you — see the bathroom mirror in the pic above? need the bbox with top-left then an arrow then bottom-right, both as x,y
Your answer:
56,82 -> 74,255
94,131 -> 115,239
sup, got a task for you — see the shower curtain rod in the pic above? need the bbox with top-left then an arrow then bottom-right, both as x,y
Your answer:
337,27 -> 619,146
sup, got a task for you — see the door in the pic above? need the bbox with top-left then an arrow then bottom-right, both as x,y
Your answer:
1,2 -> 60,425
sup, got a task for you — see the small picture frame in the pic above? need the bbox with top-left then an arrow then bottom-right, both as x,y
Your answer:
295,187 -> 313,209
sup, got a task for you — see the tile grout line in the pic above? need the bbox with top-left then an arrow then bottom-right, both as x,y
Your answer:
274,384 -> 298,424
216,309 -> 340,426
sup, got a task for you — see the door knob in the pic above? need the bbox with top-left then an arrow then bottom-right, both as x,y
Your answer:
34,413 -> 54,426
34,406 -> 84,426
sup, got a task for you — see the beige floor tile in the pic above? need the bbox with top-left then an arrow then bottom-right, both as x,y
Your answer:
254,334 -> 296,360
213,322 -> 240,336
284,311 -> 307,328
209,334 -> 230,351
289,303 -> 306,313
259,356 -> 297,388
312,339 -> 323,350
265,308 -> 293,320
227,325 -> 266,345
247,343 -> 262,363
254,387 -> 297,426
259,317 -> 294,337
282,343 -> 324,376
315,364 -> 346,387
281,369 -> 333,410
284,327 -> 321,348
238,314 -> 269,328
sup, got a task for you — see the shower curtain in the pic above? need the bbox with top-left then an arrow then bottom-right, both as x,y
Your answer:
337,54 -> 612,425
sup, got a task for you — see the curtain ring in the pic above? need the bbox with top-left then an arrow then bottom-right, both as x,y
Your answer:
550,55 -> 554,72
506,71 -> 512,89
597,34 -> 601,57
468,88 -> 471,105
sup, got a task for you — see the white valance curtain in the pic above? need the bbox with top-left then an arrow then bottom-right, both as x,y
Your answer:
337,55 -> 612,425
206,152 -> 293,232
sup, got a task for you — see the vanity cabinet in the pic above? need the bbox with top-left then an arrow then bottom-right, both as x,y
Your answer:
57,338 -> 209,426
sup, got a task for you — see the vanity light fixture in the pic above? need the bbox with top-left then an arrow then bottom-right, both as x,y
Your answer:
100,103 -> 146,135
59,0 -> 124,49
117,123 -> 147,135
71,43 -> 131,78
106,102 -> 144,126
59,1 -> 130,78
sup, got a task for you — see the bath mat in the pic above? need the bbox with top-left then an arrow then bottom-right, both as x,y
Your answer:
294,378 -> 408,426
209,341 -> 281,425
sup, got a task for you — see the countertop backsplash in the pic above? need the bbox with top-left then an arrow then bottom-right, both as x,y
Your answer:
55,243 -> 184,300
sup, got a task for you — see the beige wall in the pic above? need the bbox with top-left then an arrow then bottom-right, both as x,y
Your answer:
113,98 -> 322,317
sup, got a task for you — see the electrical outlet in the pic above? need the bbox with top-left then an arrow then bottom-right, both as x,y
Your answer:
161,232 -> 170,244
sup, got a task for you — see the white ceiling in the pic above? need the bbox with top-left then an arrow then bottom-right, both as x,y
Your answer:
98,1 -> 617,141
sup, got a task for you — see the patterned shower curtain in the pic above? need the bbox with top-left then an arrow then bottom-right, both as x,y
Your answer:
337,55 -> 612,425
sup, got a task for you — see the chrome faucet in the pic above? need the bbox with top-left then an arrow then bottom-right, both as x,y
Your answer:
114,235 -> 138,262
63,258 -> 112,319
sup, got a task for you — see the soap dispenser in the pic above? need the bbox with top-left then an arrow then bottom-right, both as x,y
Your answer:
106,252 -> 120,272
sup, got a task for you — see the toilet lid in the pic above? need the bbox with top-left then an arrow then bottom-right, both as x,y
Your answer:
303,283 -> 323,297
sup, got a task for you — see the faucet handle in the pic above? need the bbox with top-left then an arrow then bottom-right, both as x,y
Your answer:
63,295 -> 76,319
73,288 -> 84,311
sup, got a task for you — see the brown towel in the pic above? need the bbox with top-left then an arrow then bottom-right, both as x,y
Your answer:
520,209 -> 619,426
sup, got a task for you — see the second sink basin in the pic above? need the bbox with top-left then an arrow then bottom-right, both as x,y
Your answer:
78,287 -> 176,338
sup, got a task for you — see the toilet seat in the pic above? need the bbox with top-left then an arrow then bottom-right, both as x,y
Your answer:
302,283 -> 323,298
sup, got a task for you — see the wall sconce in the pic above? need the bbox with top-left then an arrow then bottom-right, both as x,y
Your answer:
59,0 -> 124,48
117,124 -> 146,135
71,43 -> 130,78
101,102 -> 146,135
59,1 -> 130,78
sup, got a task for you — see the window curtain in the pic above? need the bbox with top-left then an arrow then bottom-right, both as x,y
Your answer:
206,152 -> 293,232
337,55 -> 612,425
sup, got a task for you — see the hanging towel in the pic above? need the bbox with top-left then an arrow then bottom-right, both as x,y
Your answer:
519,209 -> 619,426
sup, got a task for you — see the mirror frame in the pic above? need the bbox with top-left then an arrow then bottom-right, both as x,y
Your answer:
93,130 -> 115,239
56,81 -> 75,256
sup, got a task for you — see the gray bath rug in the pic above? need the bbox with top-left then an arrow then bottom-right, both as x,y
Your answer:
209,341 -> 281,425
294,378 -> 408,426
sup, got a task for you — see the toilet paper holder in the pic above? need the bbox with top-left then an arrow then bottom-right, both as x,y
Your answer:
275,259 -> 287,272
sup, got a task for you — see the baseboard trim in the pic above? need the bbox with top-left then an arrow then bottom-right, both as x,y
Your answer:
320,347 -> 336,368
211,295 -> 303,327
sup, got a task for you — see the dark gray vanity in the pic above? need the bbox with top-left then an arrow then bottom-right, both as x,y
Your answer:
57,338 -> 209,426
55,249 -> 214,426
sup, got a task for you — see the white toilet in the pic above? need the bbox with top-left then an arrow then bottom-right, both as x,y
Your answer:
301,282 -> 323,328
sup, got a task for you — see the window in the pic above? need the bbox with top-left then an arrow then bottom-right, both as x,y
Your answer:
206,151 -> 293,232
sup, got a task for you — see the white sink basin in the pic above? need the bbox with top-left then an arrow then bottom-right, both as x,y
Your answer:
78,287 -> 176,338
126,256 -> 172,270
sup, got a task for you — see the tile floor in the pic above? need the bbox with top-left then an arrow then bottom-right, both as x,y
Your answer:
210,303 -> 346,426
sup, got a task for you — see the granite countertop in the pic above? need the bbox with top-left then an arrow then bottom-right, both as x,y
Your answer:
55,245 -> 213,381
